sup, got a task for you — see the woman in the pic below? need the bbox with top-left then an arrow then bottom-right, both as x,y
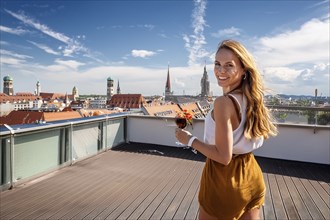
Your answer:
175,39 -> 278,220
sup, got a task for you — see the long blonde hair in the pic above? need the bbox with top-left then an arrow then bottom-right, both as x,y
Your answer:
217,40 -> 278,139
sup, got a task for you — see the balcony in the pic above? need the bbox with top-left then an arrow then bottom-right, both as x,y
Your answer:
0,113 -> 329,219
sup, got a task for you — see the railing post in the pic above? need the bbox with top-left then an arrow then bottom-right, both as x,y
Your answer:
70,122 -> 74,165
124,116 -> 129,144
4,124 -> 15,189
105,115 -> 108,151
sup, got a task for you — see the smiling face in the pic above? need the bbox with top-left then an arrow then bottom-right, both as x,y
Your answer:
214,48 -> 245,93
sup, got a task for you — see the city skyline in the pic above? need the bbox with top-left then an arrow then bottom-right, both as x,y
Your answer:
1,0 -> 329,97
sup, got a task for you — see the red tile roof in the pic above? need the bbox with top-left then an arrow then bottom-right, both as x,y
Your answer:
0,93 -> 40,103
0,110 -> 82,125
108,94 -> 145,109
40,92 -> 74,100
142,103 -> 181,117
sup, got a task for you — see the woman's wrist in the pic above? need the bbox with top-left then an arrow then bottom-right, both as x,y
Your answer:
188,136 -> 197,147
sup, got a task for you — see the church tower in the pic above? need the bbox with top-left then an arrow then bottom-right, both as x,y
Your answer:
165,65 -> 173,100
36,81 -> 41,96
200,64 -> 210,97
72,86 -> 78,101
3,75 -> 14,95
107,77 -> 114,100
117,80 -> 121,94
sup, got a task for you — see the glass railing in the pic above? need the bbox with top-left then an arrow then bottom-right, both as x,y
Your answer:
267,105 -> 330,125
0,113 -> 127,190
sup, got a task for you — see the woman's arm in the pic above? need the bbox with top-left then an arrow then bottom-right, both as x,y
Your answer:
175,96 -> 235,165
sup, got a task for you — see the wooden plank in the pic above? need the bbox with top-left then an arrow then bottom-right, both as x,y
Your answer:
275,174 -> 300,219
262,173 -> 276,220
91,154 -> 174,220
55,153 -> 164,219
173,163 -> 203,220
1,164 -> 110,220
300,178 -> 329,219
149,159 -> 195,219
291,176 -> 325,220
268,173 -> 287,219
282,175 -> 312,219
11,151 -> 143,220
135,159 -> 196,220
161,161 -> 200,220
184,185 -> 200,220
309,180 -> 330,209
116,158 -> 193,220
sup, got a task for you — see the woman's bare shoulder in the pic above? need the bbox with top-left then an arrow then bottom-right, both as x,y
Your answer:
214,96 -> 235,115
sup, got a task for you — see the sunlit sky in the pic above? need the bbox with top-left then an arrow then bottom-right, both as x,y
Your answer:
1,0 -> 329,97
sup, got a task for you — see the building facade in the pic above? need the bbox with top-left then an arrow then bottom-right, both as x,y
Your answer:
107,77 -> 114,100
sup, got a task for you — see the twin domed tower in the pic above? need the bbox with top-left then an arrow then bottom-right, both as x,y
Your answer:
3,75 -> 14,95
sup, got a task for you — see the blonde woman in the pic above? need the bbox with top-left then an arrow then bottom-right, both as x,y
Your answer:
175,39 -> 278,220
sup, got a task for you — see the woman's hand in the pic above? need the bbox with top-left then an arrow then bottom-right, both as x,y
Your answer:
175,128 -> 192,145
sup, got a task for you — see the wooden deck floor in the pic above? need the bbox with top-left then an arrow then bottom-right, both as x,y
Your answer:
0,143 -> 329,220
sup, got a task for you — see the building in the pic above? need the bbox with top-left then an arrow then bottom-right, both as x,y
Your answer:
107,77 -> 114,100
0,92 -> 40,116
200,64 -> 210,97
3,75 -> 14,95
89,97 -> 107,109
108,94 -> 145,109
70,100 -> 88,110
72,86 -> 79,101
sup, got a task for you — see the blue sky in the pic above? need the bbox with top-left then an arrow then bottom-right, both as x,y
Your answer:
1,0 -> 329,97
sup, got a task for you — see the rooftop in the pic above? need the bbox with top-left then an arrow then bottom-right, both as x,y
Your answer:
0,113 -> 329,220
1,143 -> 329,220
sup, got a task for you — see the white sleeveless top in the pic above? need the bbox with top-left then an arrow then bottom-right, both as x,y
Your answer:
204,94 -> 263,154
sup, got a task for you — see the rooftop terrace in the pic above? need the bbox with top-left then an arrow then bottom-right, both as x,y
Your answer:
1,143 -> 329,220
0,113 -> 329,219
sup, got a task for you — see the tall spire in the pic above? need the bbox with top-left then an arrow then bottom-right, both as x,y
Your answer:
165,64 -> 172,100
117,80 -> 121,94
165,64 -> 171,92
201,63 -> 210,97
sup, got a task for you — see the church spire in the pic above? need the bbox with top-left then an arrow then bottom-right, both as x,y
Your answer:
165,64 -> 172,99
201,62 -> 210,97
117,80 -> 121,94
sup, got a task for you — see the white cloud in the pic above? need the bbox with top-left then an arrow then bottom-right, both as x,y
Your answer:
54,59 -> 85,70
0,41 -> 10,46
0,56 -> 26,65
27,40 -> 60,55
0,49 -> 33,60
0,25 -> 27,35
183,0 -> 208,66
254,17 -> 329,67
174,78 -> 185,88
211,27 -> 242,38
0,49 -> 32,66
263,67 -> 302,83
5,9 -> 89,58
131,50 -> 156,58
251,15 -> 330,95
